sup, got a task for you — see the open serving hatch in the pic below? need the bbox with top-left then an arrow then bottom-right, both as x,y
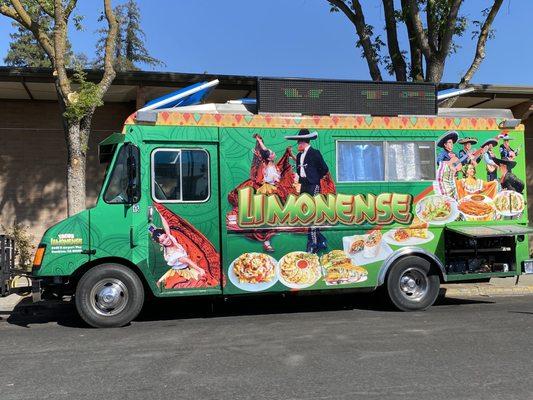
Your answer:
446,225 -> 533,238
444,225 -> 533,275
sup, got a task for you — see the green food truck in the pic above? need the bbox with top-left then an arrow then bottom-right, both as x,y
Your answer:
28,79 -> 533,327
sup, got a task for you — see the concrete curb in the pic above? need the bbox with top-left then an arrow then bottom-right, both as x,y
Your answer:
441,284 -> 533,297
0,293 -> 29,313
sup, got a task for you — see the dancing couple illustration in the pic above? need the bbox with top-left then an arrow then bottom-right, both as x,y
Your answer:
227,129 -> 336,253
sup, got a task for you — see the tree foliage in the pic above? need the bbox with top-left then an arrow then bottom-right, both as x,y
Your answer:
3,0 -> 89,68
95,0 -> 163,71
4,1 -> 53,67
328,0 -> 504,85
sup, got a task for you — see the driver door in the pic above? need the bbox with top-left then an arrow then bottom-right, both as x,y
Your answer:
146,144 -> 222,295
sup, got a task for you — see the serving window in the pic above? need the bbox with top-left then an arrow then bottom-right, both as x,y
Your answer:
151,149 -> 210,202
336,140 -> 435,183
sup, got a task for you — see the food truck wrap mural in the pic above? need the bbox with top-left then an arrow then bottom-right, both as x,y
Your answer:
221,127 -> 527,294
149,203 -> 222,291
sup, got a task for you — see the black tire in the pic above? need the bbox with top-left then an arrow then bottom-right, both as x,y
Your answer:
385,256 -> 440,311
75,263 -> 144,328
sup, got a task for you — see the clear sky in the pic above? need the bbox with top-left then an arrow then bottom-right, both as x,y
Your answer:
0,0 -> 531,85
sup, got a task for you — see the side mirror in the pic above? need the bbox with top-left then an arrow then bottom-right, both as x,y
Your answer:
126,145 -> 140,204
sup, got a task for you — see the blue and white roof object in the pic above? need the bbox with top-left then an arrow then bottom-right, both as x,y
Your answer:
227,98 -> 257,105
437,87 -> 475,101
138,79 -> 219,112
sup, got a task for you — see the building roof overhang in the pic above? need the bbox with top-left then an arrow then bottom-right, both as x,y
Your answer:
0,67 -> 532,119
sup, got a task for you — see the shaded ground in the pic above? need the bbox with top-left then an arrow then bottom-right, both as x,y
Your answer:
1,294 -> 532,400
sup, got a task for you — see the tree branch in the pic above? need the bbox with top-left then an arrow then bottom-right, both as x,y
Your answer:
426,0 -> 438,52
382,0 -> 406,81
53,0 -> 72,99
97,0 -> 118,95
408,0 -> 431,60
437,0 -> 463,59
459,0 -> 503,87
400,0 -> 423,81
328,0 -> 382,81
0,3 -> 24,24
35,0 -> 55,17
65,0 -> 77,19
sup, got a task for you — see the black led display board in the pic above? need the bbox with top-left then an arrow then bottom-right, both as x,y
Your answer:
257,78 -> 437,116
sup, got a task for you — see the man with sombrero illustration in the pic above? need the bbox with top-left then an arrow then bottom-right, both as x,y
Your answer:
492,157 -> 524,193
457,137 -> 481,167
285,129 -> 329,253
481,137 -> 499,181
436,130 -> 459,167
499,133 -> 518,161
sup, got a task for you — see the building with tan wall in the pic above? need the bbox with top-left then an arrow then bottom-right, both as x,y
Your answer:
0,67 -> 532,251
0,68 -> 255,248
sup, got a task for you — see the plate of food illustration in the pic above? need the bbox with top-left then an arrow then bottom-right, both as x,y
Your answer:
415,194 -> 459,225
342,230 -> 393,266
494,190 -> 525,217
228,252 -> 278,292
383,217 -> 434,246
320,250 -> 368,286
457,194 -> 496,221
277,251 -> 321,289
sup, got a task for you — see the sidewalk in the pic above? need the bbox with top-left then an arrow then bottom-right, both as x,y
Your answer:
442,274 -> 533,297
0,277 -> 32,313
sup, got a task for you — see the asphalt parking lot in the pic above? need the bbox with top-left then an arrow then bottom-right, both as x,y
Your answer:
1,294 -> 533,400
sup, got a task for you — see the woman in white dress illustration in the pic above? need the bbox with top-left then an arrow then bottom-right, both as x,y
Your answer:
150,214 -> 205,288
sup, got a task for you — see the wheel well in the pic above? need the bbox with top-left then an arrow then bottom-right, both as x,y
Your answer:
380,252 -> 446,286
414,253 -> 446,283
70,257 -> 154,298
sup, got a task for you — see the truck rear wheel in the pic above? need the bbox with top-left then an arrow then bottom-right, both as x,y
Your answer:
75,263 -> 144,328
386,256 -> 440,311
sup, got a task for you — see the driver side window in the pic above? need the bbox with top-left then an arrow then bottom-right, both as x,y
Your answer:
103,144 -> 140,204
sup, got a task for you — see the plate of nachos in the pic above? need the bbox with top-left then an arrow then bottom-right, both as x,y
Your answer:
229,252 -> 278,292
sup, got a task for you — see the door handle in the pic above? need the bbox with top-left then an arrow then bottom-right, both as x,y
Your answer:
147,205 -> 154,223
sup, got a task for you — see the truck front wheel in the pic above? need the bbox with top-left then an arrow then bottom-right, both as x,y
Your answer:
75,263 -> 144,328
386,256 -> 440,311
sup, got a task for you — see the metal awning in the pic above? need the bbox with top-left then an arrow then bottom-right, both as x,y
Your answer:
446,225 -> 533,238
99,132 -> 125,146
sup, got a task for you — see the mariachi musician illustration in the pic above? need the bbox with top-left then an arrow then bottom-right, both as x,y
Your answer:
500,133 -> 519,160
492,157 -> 525,193
435,131 -> 492,199
457,137 -> 481,168
483,138 -> 499,181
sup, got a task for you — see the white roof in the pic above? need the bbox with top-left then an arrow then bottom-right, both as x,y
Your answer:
135,103 -> 516,123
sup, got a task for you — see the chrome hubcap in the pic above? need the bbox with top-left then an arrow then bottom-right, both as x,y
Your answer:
399,267 -> 428,301
90,278 -> 129,316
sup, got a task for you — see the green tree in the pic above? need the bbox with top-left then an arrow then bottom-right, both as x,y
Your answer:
3,1 -> 86,68
4,2 -> 52,67
95,0 -> 163,71
327,0 -> 504,86
0,0 -> 119,216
